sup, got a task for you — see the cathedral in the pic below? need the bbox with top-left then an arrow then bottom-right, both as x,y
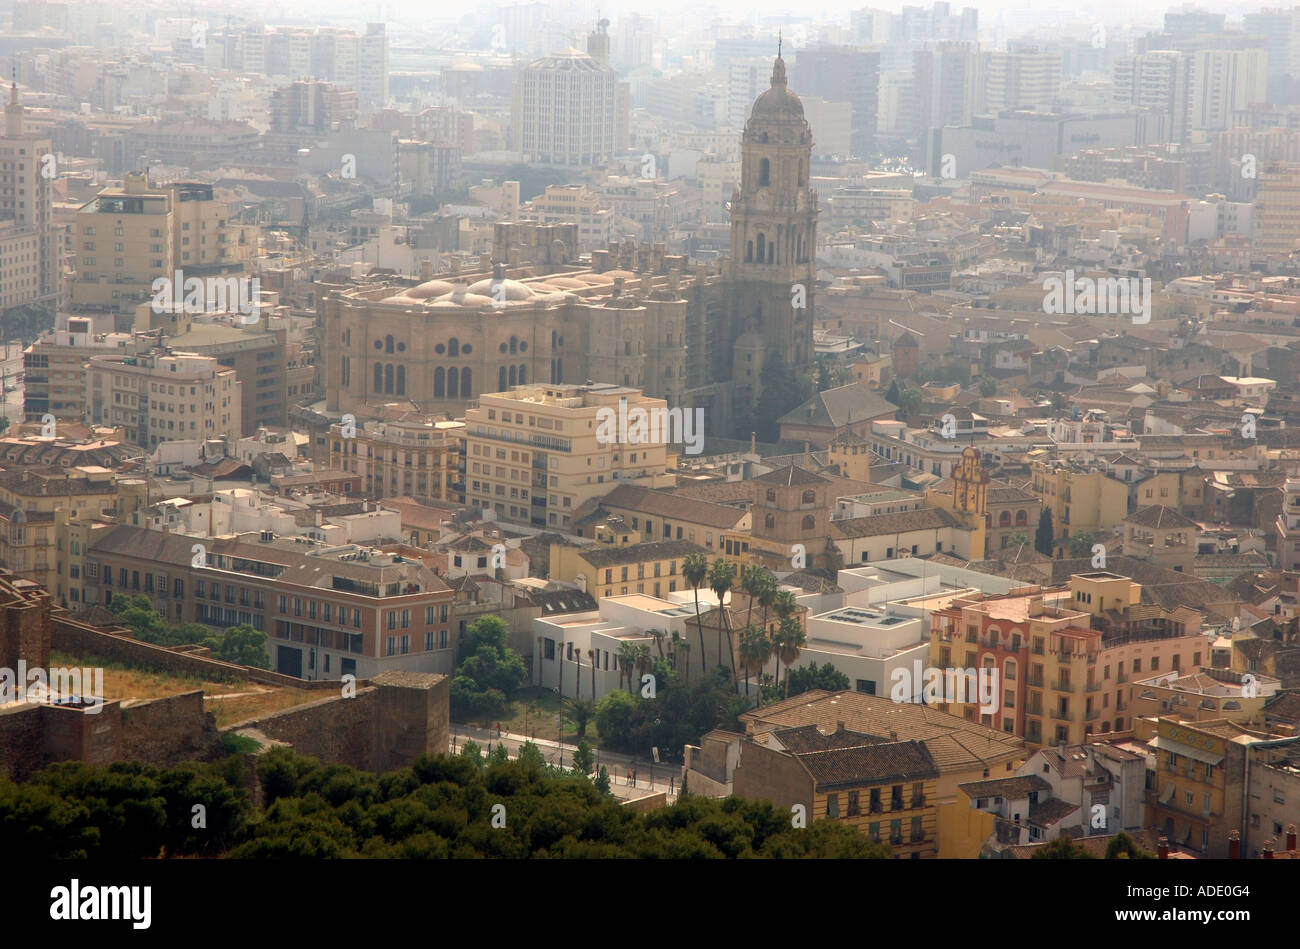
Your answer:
318,52 -> 818,438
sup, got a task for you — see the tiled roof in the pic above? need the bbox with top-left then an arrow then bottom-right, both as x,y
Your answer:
796,739 -> 939,791
830,507 -> 962,539
958,774 -> 1051,799
778,382 -> 898,428
598,483 -> 747,529
743,690 -> 1025,772
774,723 -> 890,753
1125,505 -> 1198,529
1028,798 -> 1081,826
753,464 -> 831,487
578,539 -> 708,568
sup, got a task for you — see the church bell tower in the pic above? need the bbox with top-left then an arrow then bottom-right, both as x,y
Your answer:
728,45 -> 819,406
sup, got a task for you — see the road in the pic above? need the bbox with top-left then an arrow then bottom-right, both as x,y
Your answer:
450,721 -> 681,803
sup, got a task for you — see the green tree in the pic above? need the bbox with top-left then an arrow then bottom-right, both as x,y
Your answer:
1035,508 -> 1054,557
1104,832 -> 1155,859
754,353 -> 805,442
738,624 -> 771,699
979,376 -> 998,397
460,739 -> 484,770
897,387 -> 922,418
1005,532 -> 1031,550
569,697 -> 595,738
451,615 -> 527,721
594,766 -> 611,795
1031,835 -> 1095,859
774,616 -> 806,699
783,662 -> 849,697
203,624 -> 270,668
572,738 -> 595,775
1067,530 -> 1097,560
885,379 -> 901,405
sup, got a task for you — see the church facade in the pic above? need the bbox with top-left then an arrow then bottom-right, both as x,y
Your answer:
317,54 -> 817,440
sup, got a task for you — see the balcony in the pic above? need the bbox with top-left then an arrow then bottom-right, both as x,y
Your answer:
1052,679 -> 1074,692
910,796 -> 926,809
1027,674 -> 1044,688
1051,709 -> 1074,722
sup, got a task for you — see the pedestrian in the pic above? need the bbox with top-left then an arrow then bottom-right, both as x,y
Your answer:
626,768 -> 632,785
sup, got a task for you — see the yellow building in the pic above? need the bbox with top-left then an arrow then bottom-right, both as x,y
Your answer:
328,415 -> 464,502
734,724 -> 942,858
736,690 -> 1025,858
926,445 -> 990,560
1,467 -> 140,599
1030,458 -> 1128,555
464,383 -> 678,530
571,482 -> 750,559
550,538 -> 708,600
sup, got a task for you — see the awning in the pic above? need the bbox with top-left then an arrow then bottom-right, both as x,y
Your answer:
1160,782 -> 1176,803
1148,735 -> 1224,766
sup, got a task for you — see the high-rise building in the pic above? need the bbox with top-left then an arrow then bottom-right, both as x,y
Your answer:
1244,8 -> 1300,80
1253,161 -> 1300,256
1113,50 -> 1192,142
792,45 -> 880,156
912,43 -> 984,136
984,43 -> 1061,112
0,82 -> 57,309
270,80 -> 358,133
1188,49 -> 1268,132
359,23 -> 390,112
70,172 -> 171,311
511,24 -> 629,166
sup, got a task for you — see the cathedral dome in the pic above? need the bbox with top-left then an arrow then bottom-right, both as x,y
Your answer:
748,55 -> 804,122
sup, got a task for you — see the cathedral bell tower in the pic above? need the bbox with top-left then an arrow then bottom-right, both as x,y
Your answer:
728,46 -> 819,397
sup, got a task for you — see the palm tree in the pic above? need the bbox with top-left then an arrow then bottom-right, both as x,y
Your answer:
683,552 -> 709,675
708,557 -> 738,687
740,564 -> 766,627
587,648 -> 596,699
678,639 -> 691,683
770,590 -> 798,686
634,642 -> 653,691
757,572 -> 779,633
668,630 -> 683,674
618,641 -> 640,694
738,624 -> 771,699
650,628 -> 665,661
574,649 -> 582,701
775,616 -> 806,699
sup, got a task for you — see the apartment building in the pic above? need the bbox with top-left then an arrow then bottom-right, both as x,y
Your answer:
75,523 -> 454,680
984,44 -> 1061,112
84,348 -> 240,449
463,383 -> 677,530
1253,162 -> 1300,257
930,572 -> 1206,747
572,483 -> 750,557
511,41 -> 628,166
1030,458 -> 1129,552
24,312 -> 131,420
522,185 -> 612,252
327,416 -> 464,502
0,83 -> 58,308
69,172 -> 171,309
2,466 -> 141,599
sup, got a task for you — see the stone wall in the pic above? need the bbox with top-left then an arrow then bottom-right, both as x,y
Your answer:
228,671 -> 449,773
50,616 -> 341,690
120,691 -> 221,768
0,587 -> 51,673
0,703 -> 46,780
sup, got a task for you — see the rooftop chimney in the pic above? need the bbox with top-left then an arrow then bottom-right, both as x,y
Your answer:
1157,836 -> 1169,859
1228,829 -> 1240,859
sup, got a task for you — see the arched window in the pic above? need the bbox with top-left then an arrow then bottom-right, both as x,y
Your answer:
767,240 -> 775,264
434,366 -> 445,397
746,240 -> 753,262
766,488 -> 776,503
801,515 -> 815,530
518,364 -> 526,385
759,157 -> 770,185
384,364 -> 394,394
385,334 -> 394,354
461,368 -> 471,397
801,490 -> 816,505
396,365 -> 405,396
999,510 -> 1011,526
510,336 -> 518,354
508,365 -> 517,387
373,362 -> 383,392
447,367 -> 459,399
756,233 -> 766,262
341,356 -> 350,387
764,514 -> 775,529
1015,509 -> 1027,525
448,338 -> 459,357
499,366 -> 507,391
985,513 -> 992,527
797,159 -> 804,187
